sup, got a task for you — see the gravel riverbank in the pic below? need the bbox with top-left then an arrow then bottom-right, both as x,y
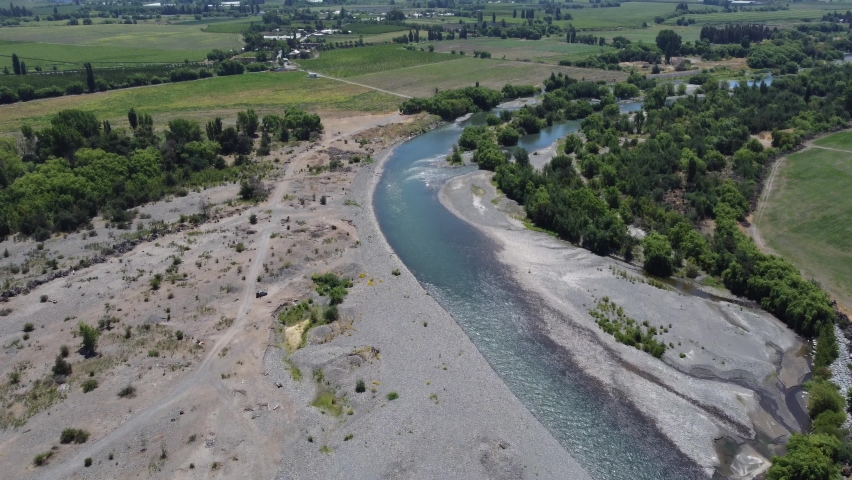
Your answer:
438,169 -> 811,478
272,139 -> 591,479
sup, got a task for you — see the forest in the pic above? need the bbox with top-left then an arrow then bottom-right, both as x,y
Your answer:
0,107 -> 322,240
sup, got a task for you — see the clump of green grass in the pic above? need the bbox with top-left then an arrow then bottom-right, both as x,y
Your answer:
311,389 -> 343,416
386,391 -> 399,401
355,379 -> 365,393
589,297 -> 667,358
33,451 -> 52,466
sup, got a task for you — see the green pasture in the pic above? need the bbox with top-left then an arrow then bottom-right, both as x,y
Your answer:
299,44 -> 463,77
0,71 -> 400,133
814,131 -> 852,151
757,135 -> 852,309
347,56 -> 626,98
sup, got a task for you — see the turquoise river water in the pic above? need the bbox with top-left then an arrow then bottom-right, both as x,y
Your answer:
373,105 -> 709,479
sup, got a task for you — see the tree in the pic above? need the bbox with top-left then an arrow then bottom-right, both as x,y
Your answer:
52,355 -> 72,377
78,322 -> 100,355
845,85 -> 852,115
655,30 -> 682,64
257,131 -> 271,156
127,108 -> 138,130
767,434 -> 840,480
642,233 -> 674,277
236,109 -> 259,137
11,53 -> 20,75
513,8 -> 517,18
19,60 -> 26,75
83,62 -> 96,93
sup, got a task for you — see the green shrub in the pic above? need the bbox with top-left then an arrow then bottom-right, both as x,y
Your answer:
386,391 -> 399,401
118,385 -> 136,398
60,428 -> 90,444
23,323 -> 34,332
355,379 -> 366,393
81,379 -> 98,393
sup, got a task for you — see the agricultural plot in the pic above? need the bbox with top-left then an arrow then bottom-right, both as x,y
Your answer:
425,37 -> 613,64
0,71 -> 400,133
0,41 -> 215,70
202,17 -> 261,34
299,44 -> 463,77
344,23 -> 409,34
592,24 -> 703,44
347,56 -> 626,98
554,3 -> 681,29
664,4 -> 829,25
0,23 -> 242,53
756,136 -> 852,310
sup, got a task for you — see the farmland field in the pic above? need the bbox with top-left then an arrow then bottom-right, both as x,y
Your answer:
664,4 -> 832,25
0,23 -> 242,53
345,23 -> 409,34
0,40 -> 216,70
425,37 -> 613,64
202,17 -> 262,34
347,56 -> 626,98
299,44 -> 464,77
0,71 -> 400,133
756,135 -> 852,310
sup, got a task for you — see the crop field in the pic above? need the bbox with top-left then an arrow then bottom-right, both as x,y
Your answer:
0,40 -> 215,70
0,71 -> 400,133
460,2 -> 683,30
347,56 -> 626,98
344,23 -> 409,35
202,17 -> 261,34
665,4 -> 830,25
299,44 -> 463,77
757,136 -> 852,310
592,24 -> 703,44
425,37 -> 613,64
0,23 -> 242,53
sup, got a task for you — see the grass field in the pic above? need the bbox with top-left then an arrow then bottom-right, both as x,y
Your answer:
757,133 -> 852,310
347,56 -> 626,97
814,131 -> 852,151
299,44 -> 464,77
0,71 -> 400,133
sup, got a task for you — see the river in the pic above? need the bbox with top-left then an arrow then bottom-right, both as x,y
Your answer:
373,104 -> 708,479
